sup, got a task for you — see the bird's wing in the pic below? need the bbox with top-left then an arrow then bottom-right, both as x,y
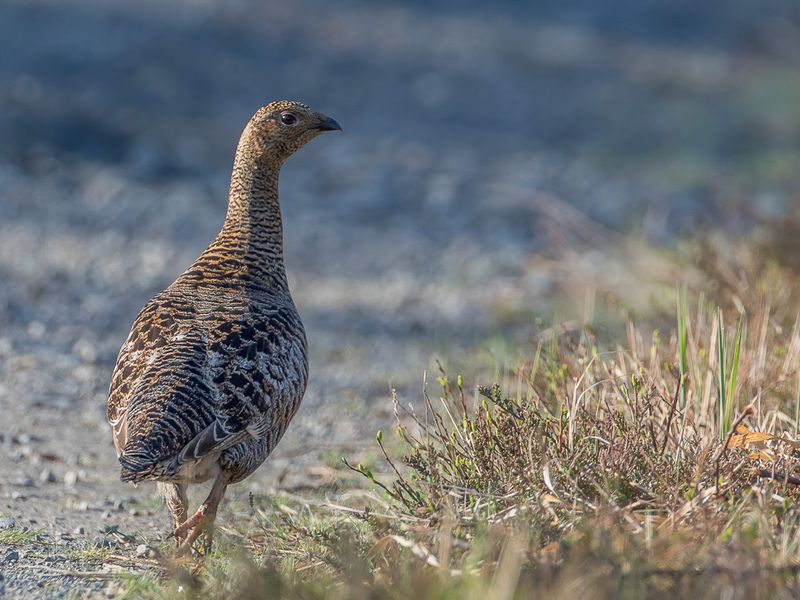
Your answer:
175,418 -> 252,465
107,295 -> 186,456
167,304 -> 308,468
108,294 -> 292,477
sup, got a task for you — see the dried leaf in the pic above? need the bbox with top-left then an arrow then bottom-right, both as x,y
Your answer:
748,451 -> 774,462
540,494 -> 561,506
728,425 -> 775,448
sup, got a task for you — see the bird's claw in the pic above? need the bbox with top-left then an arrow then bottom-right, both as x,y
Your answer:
173,504 -> 213,556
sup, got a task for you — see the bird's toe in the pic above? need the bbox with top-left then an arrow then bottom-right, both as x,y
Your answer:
174,505 -> 215,556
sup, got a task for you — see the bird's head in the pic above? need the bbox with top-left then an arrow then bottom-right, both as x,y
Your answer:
241,100 -> 341,164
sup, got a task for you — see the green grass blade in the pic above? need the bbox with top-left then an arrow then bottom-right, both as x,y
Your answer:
724,314 -> 745,439
677,287 -> 688,409
717,308 -> 726,440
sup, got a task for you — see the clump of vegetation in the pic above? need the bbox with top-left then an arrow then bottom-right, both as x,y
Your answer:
0,527 -> 41,546
134,233 -> 800,599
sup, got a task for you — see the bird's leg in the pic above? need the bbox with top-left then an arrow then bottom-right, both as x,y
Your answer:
174,472 -> 228,556
158,482 -> 189,545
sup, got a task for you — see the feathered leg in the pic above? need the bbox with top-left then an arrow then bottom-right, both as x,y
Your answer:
158,482 -> 189,545
174,472 -> 228,556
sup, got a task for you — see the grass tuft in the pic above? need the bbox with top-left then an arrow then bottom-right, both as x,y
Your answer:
121,231 -> 800,599
0,528 -> 40,546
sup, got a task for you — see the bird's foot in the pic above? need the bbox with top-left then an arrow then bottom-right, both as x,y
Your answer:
172,517 -> 188,547
173,503 -> 215,556
173,530 -> 187,548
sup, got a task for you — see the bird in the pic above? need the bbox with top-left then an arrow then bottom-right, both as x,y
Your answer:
106,100 -> 341,554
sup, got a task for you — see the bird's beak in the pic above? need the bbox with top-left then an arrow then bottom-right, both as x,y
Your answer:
314,115 -> 342,132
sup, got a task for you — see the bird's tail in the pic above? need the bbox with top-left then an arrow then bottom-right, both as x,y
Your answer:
118,450 -> 157,483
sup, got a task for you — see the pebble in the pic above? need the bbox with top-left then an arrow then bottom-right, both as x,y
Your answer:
0,516 -> 16,529
39,468 -> 57,483
135,544 -> 158,558
92,536 -> 118,549
64,470 -> 79,486
44,554 -> 67,564
13,476 -> 33,487
2,550 -> 19,563
73,526 -> 85,535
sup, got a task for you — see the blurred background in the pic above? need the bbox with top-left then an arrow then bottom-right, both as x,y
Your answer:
2,0 -> 800,499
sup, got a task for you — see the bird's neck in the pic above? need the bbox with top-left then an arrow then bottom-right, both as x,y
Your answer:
211,144 -> 289,285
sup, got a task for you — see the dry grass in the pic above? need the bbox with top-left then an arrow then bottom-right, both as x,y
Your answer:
132,223 -> 800,599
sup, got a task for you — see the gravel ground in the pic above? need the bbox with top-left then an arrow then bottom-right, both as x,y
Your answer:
2,0 -> 800,596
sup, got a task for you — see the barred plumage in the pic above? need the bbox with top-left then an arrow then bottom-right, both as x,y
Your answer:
107,100 -> 341,553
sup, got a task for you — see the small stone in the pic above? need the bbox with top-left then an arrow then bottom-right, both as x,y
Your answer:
135,544 -> 157,558
64,471 -> 79,486
2,549 -> 19,563
101,510 -> 112,519
39,469 -> 57,483
91,535 -> 116,549
113,500 -> 124,512
13,476 -> 33,487
44,554 -> 67,564
73,526 -> 85,535
0,517 -> 15,529
128,509 -> 140,516
74,501 -> 89,512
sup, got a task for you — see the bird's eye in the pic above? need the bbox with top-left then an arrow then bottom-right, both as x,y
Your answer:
280,112 -> 298,126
